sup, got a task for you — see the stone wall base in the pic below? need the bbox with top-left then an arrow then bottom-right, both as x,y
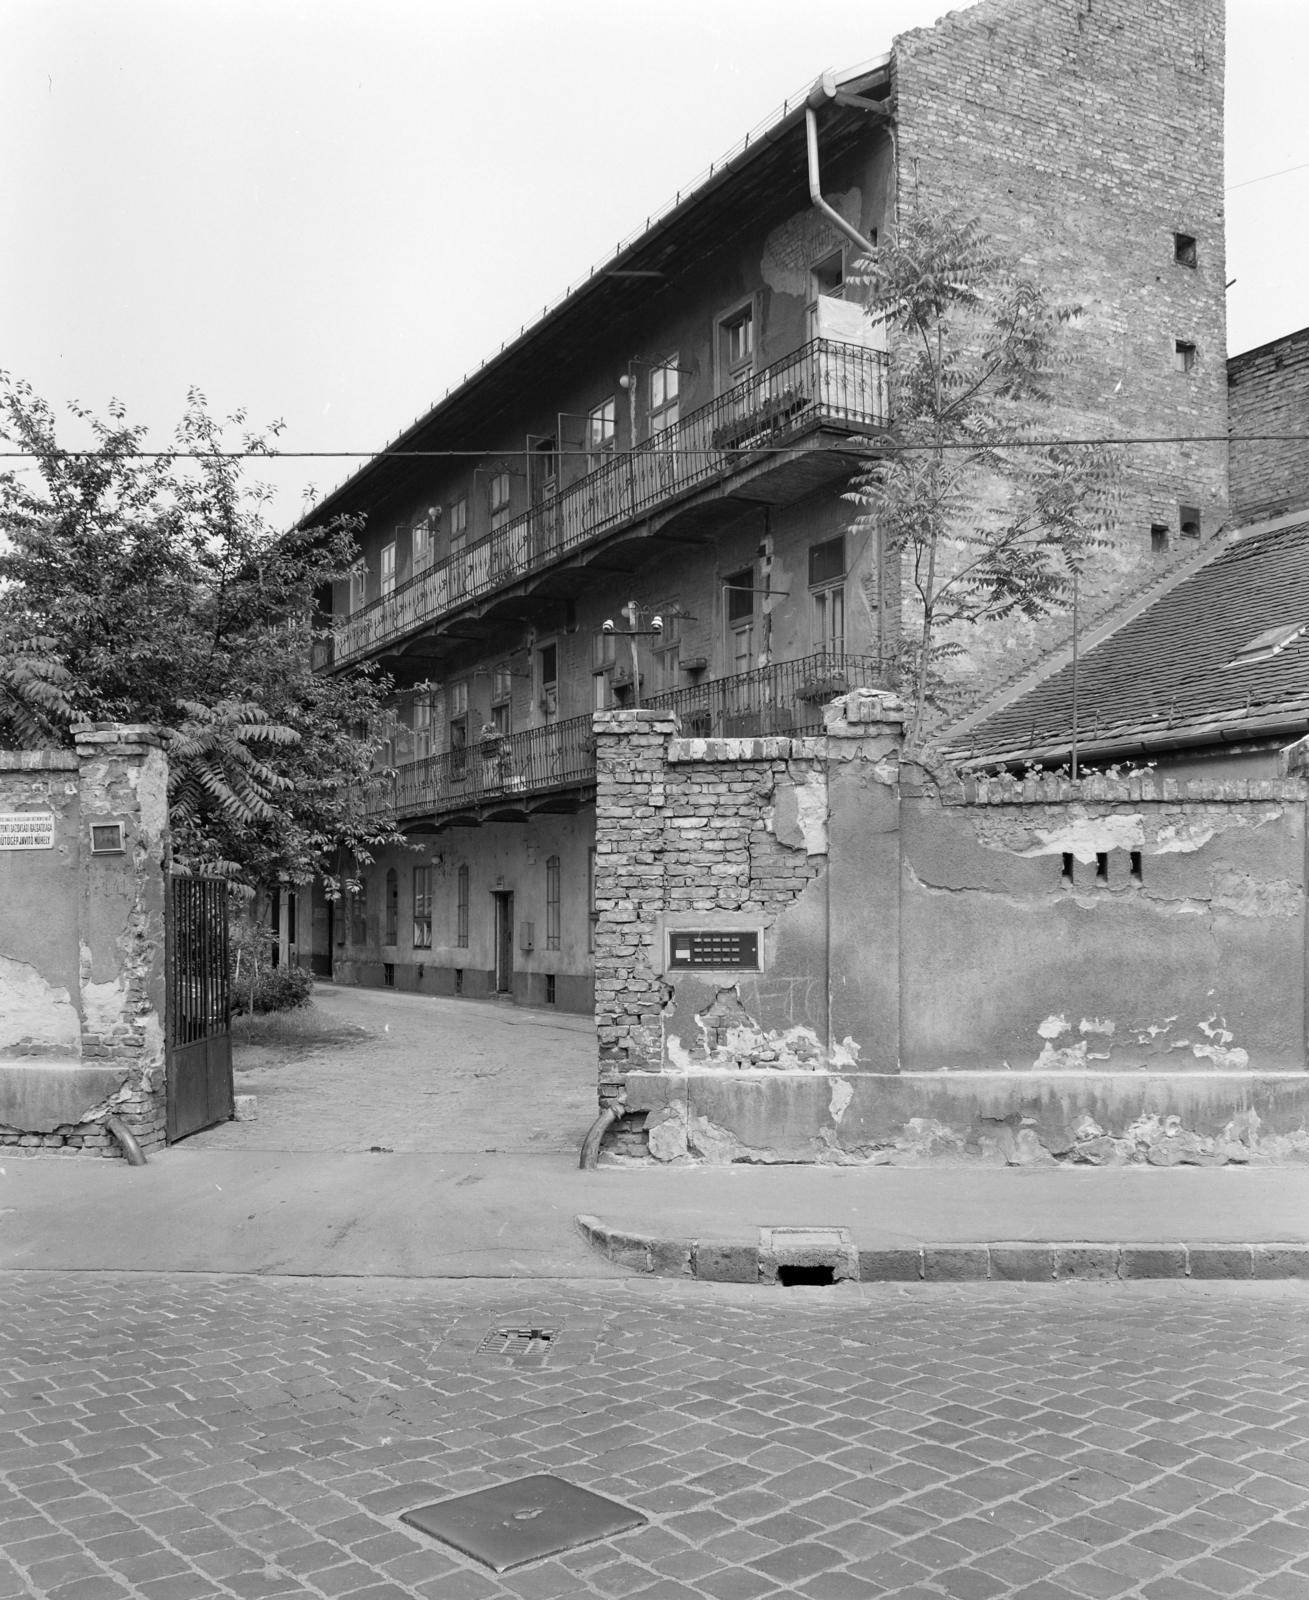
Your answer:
617,1070 -> 1309,1166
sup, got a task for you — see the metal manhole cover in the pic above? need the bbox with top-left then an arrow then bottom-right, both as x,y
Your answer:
476,1325 -> 559,1365
401,1473 -> 647,1571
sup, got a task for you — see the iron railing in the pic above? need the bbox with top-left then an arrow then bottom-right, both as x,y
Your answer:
375,653 -> 888,821
332,338 -> 889,667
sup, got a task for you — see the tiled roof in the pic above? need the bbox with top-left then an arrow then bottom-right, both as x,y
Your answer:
951,518 -> 1309,764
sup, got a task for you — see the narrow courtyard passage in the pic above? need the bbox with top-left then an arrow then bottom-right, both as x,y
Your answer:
0,1275 -> 1305,1600
188,985 -> 597,1155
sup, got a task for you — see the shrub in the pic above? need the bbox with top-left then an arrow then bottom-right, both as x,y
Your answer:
232,962 -> 314,1016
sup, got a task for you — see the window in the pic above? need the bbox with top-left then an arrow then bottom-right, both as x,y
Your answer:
351,875 -> 368,945
592,629 -> 616,709
533,436 -> 559,499
587,398 -> 616,471
546,855 -> 561,950
1179,503 -> 1201,539
1150,523 -> 1169,554
1174,232 -> 1197,268
539,643 -> 558,716
450,496 -> 468,549
412,866 -> 433,948
1174,340 -> 1196,373
811,250 -> 845,301
380,541 -> 396,598
450,680 -> 469,776
726,568 -> 755,672
653,609 -> 681,690
456,864 -> 469,948
489,472 -> 512,531
588,846 -> 597,953
491,664 -> 512,736
719,305 -> 755,388
809,536 -> 846,654
384,868 -> 398,945
413,511 -> 436,572
413,696 -> 432,761
349,566 -> 367,613
650,359 -> 680,436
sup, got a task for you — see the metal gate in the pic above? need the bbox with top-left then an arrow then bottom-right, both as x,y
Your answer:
166,875 -> 233,1142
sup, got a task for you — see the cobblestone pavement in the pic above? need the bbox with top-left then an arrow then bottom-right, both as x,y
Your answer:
3,1275 -> 1309,1600
191,986 -> 597,1154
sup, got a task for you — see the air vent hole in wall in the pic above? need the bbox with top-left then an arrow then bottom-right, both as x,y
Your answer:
1095,852 -> 1109,886
1061,853 -> 1075,888
778,1265 -> 835,1287
1130,851 -> 1143,884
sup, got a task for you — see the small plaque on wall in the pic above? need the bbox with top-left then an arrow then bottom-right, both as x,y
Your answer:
0,812 -> 55,850
668,930 -> 760,970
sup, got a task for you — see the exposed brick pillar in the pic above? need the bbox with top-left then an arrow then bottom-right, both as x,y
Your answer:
73,723 -> 171,1152
592,709 -> 679,1106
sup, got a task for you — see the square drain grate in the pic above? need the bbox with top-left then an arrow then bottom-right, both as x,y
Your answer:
402,1473 -> 646,1572
476,1325 -> 559,1365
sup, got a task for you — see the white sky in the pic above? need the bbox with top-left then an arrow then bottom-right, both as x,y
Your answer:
2,0 -> 1307,527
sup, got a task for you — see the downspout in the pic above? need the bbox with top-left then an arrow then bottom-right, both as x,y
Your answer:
579,1103 -> 620,1170
805,84 -> 876,258
104,1114 -> 147,1166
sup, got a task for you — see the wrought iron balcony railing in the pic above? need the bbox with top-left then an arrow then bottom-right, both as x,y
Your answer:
333,338 -> 888,668
375,653 -> 889,822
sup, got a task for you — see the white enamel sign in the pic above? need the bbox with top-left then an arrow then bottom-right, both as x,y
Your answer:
0,812 -> 56,850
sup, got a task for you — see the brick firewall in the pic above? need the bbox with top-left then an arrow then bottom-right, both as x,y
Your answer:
1228,326 -> 1309,526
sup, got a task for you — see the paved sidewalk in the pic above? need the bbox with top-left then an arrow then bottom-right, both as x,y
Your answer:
2,1271 -> 1308,1600
3,1152 -> 1309,1279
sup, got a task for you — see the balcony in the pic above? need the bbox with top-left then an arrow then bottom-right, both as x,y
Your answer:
332,338 -> 889,669
378,653 -> 888,825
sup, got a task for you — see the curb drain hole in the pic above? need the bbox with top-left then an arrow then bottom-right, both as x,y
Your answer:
778,1265 -> 836,1287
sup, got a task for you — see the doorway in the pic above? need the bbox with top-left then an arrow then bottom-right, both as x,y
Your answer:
493,891 -> 514,995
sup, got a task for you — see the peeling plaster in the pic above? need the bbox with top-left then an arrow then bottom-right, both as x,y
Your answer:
0,955 -> 80,1057
761,193 -> 862,298
828,1077 -> 854,1124
770,775 -> 828,854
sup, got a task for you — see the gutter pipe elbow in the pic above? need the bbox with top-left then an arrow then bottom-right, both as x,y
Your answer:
579,1104 -> 621,1170
805,104 -> 878,259
104,1114 -> 147,1166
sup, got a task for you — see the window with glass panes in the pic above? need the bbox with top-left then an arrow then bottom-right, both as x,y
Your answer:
450,497 -> 468,549
456,864 -> 469,947
384,869 -> 398,945
720,305 -> 754,387
653,608 -> 681,690
592,629 -> 616,709
809,536 -> 846,654
726,568 -> 755,672
349,566 -> 367,613
491,664 -> 512,736
489,472 -> 512,531
449,681 -> 469,775
650,359 -> 680,435
380,541 -> 396,597
413,696 -> 432,760
587,398 -> 616,470
413,512 -> 435,571
546,856 -> 561,950
412,866 -> 432,948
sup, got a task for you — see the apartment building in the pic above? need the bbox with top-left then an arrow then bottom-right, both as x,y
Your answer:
303,0 -> 1227,1014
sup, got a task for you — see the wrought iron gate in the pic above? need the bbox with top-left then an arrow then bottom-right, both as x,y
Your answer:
166,875 -> 233,1142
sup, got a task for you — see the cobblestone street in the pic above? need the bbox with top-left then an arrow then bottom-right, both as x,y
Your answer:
2,1274 -> 1307,1600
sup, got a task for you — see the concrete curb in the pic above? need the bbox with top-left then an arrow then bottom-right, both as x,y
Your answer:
574,1217 -> 1309,1283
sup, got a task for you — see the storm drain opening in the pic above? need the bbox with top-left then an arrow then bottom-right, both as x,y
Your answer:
778,1263 -> 836,1287
476,1326 -> 560,1365
402,1473 -> 647,1573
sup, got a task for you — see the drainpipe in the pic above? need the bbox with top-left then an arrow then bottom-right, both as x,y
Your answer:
805,80 -> 876,259
104,1114 -> 147,1166
579,1103 -> 621,1170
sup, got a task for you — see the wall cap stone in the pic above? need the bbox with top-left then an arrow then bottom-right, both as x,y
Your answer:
593,709 -> 679,734
945,773 -> 1309,806
72,722 -> 162,751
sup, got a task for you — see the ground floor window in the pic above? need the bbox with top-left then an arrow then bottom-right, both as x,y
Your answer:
384,869 -> 398,945
413,866 -> 432,949
351,875 -> 368,945
456,863 -> 470,947
546,855 -> 561,950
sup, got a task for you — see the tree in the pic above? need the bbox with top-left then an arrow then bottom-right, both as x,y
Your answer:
846,210 -> 1120,750
0,375 -> 403,903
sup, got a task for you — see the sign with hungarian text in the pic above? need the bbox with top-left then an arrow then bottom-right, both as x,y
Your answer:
0,812 -> 55,850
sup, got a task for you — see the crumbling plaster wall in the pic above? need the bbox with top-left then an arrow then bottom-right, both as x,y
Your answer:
594,700 -> 1309,1166
901,773 -> 1307,1076
0,726 -> 170,1157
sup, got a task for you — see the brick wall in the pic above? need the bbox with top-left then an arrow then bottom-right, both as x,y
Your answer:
892,0 -> 1229,720
1228,327 -> 1309,525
